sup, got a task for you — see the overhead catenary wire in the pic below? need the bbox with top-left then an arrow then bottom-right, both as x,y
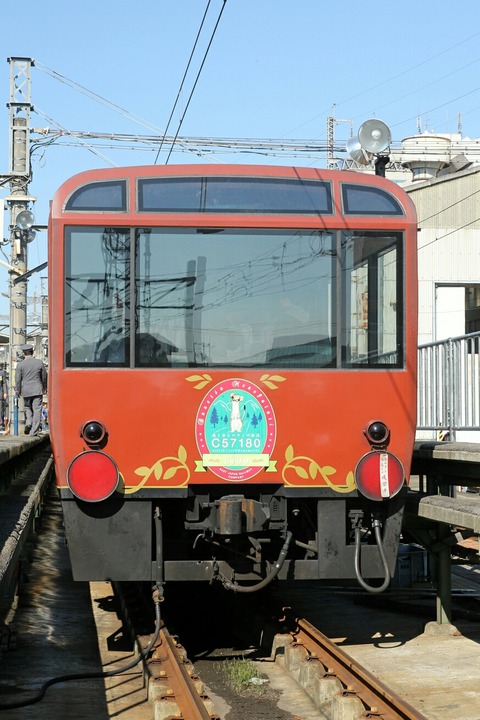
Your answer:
33,107 -> 119,167
34,60 -> 165,136
27,41 -> 480,233
29,123 -> 480,163
284,30 -> 480,139
34,60 -> 210,163
154,0 -> 213,164
164,0 -> 228,165
33,25 -> 480,166
31,127 -> 335,152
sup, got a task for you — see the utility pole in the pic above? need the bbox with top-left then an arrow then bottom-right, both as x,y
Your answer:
326,108 -> 353,170
0,57 -> 35,432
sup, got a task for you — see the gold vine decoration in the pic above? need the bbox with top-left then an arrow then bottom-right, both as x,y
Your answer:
185,373 -> 286,391
282,444 -> 356,492
259,373 -> 286,390
126,445 -> 190,493
185,373 -> 213,390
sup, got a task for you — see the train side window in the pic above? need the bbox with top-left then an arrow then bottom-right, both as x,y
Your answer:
65,181 -> 127,212
341,183 -> 404,216
341,231 -> 403,367
65,227 -> 131,366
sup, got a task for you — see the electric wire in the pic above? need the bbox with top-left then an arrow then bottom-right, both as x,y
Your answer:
284,30 -> 480,139
154,0 -> 213,164
366,56 -> 480,127
34,106 -> 119,167
165,0 -> 228,165
418,187 -> 480,225
35,60 -> 165,136
34,61 -> 210,162
392,84 -> 480,132
31,25 -> 480,166
418,214 -> 480,253
408,186 -> 480,254
35,26 -> 480,144
32,31 -> 480,164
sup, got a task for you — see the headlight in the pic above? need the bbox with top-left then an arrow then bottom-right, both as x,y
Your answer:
80,420 -> 107,445
364,420 -> 390,447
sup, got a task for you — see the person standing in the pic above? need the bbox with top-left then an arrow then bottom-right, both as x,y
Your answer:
15,344 -> 48,437
0,369 -> 8,432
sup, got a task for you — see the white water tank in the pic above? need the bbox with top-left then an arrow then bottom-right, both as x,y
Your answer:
401,133 -> 451,181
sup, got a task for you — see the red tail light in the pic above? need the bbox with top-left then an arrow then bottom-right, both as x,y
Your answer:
67,451 -> 119,502
354,450 -> 404,501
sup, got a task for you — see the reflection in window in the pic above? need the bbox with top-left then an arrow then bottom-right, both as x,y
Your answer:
65,227 -> 130,365
135,229 -> 336,368
342,232 -> 402,366
64,226 -> 403,369
341,183 -> 404,216
138,177 -> 333,214
65,181 -> 127,211
465,285 -> 480,334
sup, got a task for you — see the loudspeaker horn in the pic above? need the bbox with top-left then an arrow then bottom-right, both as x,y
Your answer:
358,119 -> 391,154
15,209 -> 35,230
346,137 -> 372,165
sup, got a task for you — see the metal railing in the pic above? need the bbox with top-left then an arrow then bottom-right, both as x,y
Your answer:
417,331 -> 480,438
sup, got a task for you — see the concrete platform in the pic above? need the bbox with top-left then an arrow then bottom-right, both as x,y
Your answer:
0,435 -> 53,609
0,484 -> 151,719
342,605 -> 479,720
407,491 -> 480,533
270,568 -> 480,720
0,432 -> 46,465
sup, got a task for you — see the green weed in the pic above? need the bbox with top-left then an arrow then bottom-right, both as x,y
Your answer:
221,656 -> 268,697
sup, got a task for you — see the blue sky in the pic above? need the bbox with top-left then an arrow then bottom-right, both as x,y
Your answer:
1,0 -> 480,314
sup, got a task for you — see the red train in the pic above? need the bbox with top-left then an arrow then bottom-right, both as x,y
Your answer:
48,164 -> 417,593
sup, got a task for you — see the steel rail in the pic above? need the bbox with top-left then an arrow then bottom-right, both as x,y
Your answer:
289,612 -> 428,720
152,625 -> 219,720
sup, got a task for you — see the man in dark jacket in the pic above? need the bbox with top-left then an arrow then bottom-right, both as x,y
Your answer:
15,344 -> 48,436
0,369 -> 7,431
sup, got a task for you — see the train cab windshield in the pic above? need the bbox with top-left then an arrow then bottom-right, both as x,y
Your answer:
64,225 -> 403,369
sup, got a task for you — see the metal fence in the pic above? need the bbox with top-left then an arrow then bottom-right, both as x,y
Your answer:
417,331 -> 480,438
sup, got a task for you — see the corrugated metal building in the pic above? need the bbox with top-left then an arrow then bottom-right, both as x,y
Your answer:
405,164 -> 480,346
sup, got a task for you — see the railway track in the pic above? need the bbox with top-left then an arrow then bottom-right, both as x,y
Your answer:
274,607 -> 428,720
0,438 -> 476,719
0,474 -> 217,720
114,582 -> 220,719
155,583 -> 437,720
145,624 -> 219,720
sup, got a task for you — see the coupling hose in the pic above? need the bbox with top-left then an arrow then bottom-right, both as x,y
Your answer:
222,531 -> 292,593
354,519 -> 391,593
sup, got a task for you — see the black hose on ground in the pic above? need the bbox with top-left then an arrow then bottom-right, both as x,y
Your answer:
0,585 -> 163,711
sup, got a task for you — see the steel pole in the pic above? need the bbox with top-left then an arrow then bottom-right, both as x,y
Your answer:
5,58 -> 34,434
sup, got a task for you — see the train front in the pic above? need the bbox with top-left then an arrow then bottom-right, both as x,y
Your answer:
48,165 -> 417,593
